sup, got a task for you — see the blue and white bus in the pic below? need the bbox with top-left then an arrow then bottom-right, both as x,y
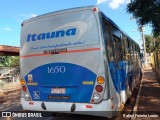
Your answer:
20,6 -> 142,118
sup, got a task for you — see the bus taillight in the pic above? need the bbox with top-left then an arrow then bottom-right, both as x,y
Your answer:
20,79 -> 25,85
95,85 -> 103,92
22,85 -> 27,92
97,76 -> 104,84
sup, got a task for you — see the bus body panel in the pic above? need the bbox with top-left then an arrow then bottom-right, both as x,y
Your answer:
20,6 -> 142,118
20,8 -> 104,103
21,97 -> 113,117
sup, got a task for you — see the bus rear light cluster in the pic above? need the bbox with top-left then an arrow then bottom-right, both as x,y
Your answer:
92,76 -> 105,102
20,78 -> 31,101
95,76 -> 104,93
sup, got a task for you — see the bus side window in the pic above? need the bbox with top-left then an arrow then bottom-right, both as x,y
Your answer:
121,34 -> 126,60
132,44 -> 135,60
103,20 -> 114,62
132,43 -> 136,60
111,26 -> 123,62
124,38 -> 130,60
122,35 -> 128,60
113,35 -> 123,61
135,45 -> 137,60
107,40 -> 114,62
128,39 -> 131,60
134,44 -> 137,60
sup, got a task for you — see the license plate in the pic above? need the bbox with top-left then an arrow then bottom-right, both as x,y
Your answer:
51,88 -> 66,94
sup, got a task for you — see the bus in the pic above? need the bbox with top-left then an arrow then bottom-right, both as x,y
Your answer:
20,6 -> 142,118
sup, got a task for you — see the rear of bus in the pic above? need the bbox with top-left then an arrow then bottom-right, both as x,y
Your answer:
20,6 -> 110,117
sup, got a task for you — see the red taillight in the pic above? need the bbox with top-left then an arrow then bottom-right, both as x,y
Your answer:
22,85 -> 27,92
95,85 -> 103,92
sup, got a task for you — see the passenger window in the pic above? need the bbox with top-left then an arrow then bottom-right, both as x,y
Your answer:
128,39 -> 132,60
122,35 -> 129,60
113,35 -> 123,61
121,34 -> 126,60
103,20 -> 114,62
133,44 -> 136,60
124,38 -> 130,60
107,39 -> 114,61
131,43 -> 136,60
131,44 -> 134,60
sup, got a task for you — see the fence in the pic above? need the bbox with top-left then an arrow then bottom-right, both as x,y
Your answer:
0,67 -> 20,92
0,81 -> 20,92
152,49 -> 160,82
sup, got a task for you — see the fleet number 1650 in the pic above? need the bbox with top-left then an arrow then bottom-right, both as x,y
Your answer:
48,66 -> 66,73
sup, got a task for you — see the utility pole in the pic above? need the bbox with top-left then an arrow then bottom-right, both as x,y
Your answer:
140,26 -> 147,66
130,17 -> 147,66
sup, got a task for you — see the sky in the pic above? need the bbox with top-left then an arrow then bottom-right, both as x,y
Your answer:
0,0 -> 152,47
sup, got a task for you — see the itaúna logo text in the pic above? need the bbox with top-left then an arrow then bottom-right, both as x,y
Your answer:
27,28 -> 76,42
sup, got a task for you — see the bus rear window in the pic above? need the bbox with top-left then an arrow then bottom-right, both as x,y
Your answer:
21,10 -> 99,54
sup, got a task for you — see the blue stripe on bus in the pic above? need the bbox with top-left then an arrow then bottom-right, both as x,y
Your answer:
24,63 -> 96,103
108,61 -> 130,93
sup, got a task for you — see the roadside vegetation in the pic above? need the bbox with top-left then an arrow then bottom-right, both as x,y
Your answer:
127,0 -> 160,79
0,56 -> 19,68
0,56 -> 20,89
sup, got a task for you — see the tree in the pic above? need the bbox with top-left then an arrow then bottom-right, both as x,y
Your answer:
145,35 -> 154,53
10,56 -> 20,67
0,56 -> 19,68
127,0 -> 160,36
154,36 -> 160,49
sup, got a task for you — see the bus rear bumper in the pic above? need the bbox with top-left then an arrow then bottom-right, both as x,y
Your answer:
21,98 -> 113,117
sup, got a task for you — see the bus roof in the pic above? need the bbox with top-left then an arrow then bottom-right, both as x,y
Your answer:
22,6 -> 97,25
21,5 -> 139,47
